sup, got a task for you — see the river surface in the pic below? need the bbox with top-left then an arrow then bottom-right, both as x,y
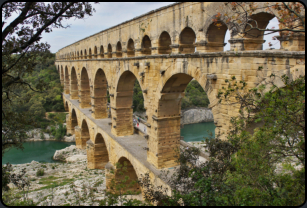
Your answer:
2,141 -> 74,165
3,122 -> 214,164
181,122 -> 216,142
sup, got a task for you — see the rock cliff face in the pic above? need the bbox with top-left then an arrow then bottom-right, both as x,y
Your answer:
181,108 -> 213,125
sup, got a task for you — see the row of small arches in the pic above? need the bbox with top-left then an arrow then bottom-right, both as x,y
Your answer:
58,12 -> 279,60
58,27 -> 196,60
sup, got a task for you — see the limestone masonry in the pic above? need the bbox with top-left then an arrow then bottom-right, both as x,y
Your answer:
55,2 -> 305,198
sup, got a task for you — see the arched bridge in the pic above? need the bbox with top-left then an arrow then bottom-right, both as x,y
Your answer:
55,2 -> 305,195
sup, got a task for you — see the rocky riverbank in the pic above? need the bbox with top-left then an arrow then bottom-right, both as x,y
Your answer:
4,145 -> 106,206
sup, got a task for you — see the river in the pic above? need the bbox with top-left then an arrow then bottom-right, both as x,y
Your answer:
2,141 -> 74,165
181,121 -> 216,142
3,122 -> 215,164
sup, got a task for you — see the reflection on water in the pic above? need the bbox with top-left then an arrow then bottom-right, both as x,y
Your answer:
2,141 -> 74,165
180,122 -> 216,142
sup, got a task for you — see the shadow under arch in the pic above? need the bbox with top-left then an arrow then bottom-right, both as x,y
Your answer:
67,108 -> 78,135
179,27 -> 196,54
80,67 -> 91,108
141,35 -> 152,55
64,101 -> 69,111
205,20 -> 228,52
76,119 -> 90,149
70,67 -> 78,99
127,38 -> 135,57
92,68 -> 108,119
114,157 -> 141,195
158,31 -> 172,54
60,66 -> 64,86
64,66 -> 70,94
86,133 -> 110,169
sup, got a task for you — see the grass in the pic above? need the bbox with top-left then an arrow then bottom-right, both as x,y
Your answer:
35,176 -> 75,191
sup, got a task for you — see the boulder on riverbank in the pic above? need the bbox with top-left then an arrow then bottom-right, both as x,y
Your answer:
53,145 -> 86,162
181,108 -> 213,125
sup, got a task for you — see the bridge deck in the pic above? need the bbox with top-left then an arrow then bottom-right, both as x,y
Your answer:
64,93 -> 177,180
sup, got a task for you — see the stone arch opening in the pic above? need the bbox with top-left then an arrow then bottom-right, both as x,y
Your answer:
116,41 -> 122,58
206,21 -> 228,52
80,50 -> 83,59
94,46 -> 98,57
64,101 -> 69,111
70,67 -> 78,99
114,157 -> 141,194
179,27 -> 196,54
127,38 -> 135,57
112,71 -> 144,136
149,73 -> 215,169
244,12 -> 275,50
64,66 -> 70,94
108,44 -> 112,58
89,48 -> 92,59
77,119 -> 90,149
158,31 -> 172,54
60,66 -> 64,86
67,108 -> 78,135
87,133 -> 110,169
100,45 -> 104,58
263,17 -> 280,50
92,68 -> 108,119
77,51 -> 79,59
141,35 -> 152,55
80,67 -> 91,108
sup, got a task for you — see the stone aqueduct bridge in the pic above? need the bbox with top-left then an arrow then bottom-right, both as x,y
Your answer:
55,2 -> 305,194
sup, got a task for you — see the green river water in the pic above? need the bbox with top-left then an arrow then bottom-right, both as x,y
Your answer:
2,122 -> 215,165
2,141 -> 74,165
181,121 -> 216,142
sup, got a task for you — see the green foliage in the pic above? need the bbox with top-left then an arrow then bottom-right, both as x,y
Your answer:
36,169 -> 45,177
133,80 -> 145,112
181,80 -> 210,109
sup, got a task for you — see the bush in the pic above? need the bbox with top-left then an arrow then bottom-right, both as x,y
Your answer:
36,169 -> 44,177
48,113 -> 55,119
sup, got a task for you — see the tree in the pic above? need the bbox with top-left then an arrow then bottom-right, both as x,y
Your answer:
2,2 -> 97,155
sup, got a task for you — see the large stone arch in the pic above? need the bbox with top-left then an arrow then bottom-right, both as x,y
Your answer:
87,133 -> 110,169
76,119 -> 90,149
111,70 -> 144,136
158,31 -> 172,54
70,67 -> 78,99
114,157 -> 141,194
64,66 -> 70,94
179,27 -> 196,54
92,68 -> 108,119
80,67 -> 91,108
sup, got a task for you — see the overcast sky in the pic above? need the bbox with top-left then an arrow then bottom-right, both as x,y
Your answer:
5,2 -> 280,53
